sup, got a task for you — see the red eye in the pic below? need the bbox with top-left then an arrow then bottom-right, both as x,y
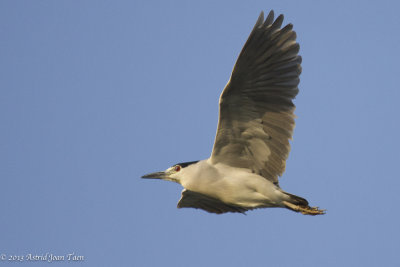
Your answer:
175,165 -> 181,172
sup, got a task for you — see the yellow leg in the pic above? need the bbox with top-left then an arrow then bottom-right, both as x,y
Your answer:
283,201 -> 326,215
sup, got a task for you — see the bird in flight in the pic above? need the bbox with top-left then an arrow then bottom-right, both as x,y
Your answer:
142,10 -> 325,215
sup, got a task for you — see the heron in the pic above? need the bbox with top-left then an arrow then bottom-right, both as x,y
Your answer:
142,10 -> 325,215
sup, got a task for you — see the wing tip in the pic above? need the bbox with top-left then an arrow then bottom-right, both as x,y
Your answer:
256,10 -> 289,30
255,11 -> 264,28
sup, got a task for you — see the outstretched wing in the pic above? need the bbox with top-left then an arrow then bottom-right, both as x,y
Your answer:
211,10 -> 301,184
177,189 -> 250,214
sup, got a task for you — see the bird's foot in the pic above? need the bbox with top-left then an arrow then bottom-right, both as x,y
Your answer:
283,201 -> 326,215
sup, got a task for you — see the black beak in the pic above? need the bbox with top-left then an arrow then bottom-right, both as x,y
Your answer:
141,171 -> 167,179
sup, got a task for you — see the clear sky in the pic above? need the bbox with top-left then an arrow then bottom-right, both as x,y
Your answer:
1,1 -> 400,266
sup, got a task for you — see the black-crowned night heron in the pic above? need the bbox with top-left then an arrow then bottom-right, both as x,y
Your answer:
142,10 -> 325,215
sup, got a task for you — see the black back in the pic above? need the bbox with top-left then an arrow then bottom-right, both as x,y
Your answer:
174,161 -> 199,168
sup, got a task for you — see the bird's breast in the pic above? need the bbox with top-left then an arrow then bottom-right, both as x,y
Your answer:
181,161 -> 283,208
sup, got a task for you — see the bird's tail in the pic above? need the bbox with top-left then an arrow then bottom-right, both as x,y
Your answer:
283,192 -> 325,215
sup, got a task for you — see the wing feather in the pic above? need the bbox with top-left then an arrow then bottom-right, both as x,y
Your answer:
211,10 -> 301,184
177,189 -> 249,214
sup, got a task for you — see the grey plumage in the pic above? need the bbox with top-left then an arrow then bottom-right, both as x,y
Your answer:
142,10 -> 325,216
178,189 -> 249,214
212,10 -> 300,184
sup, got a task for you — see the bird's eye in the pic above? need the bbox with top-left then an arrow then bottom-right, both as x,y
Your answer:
174,165 -> 181,172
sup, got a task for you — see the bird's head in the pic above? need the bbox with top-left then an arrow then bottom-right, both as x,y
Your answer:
141,161 -> 199,183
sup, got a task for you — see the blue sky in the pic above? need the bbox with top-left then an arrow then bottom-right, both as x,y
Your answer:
1,1 -> 400,266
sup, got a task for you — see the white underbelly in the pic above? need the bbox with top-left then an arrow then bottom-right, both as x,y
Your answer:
181,162 -> 286,208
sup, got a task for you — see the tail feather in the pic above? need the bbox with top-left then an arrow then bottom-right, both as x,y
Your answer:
284,192 -> 309,206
